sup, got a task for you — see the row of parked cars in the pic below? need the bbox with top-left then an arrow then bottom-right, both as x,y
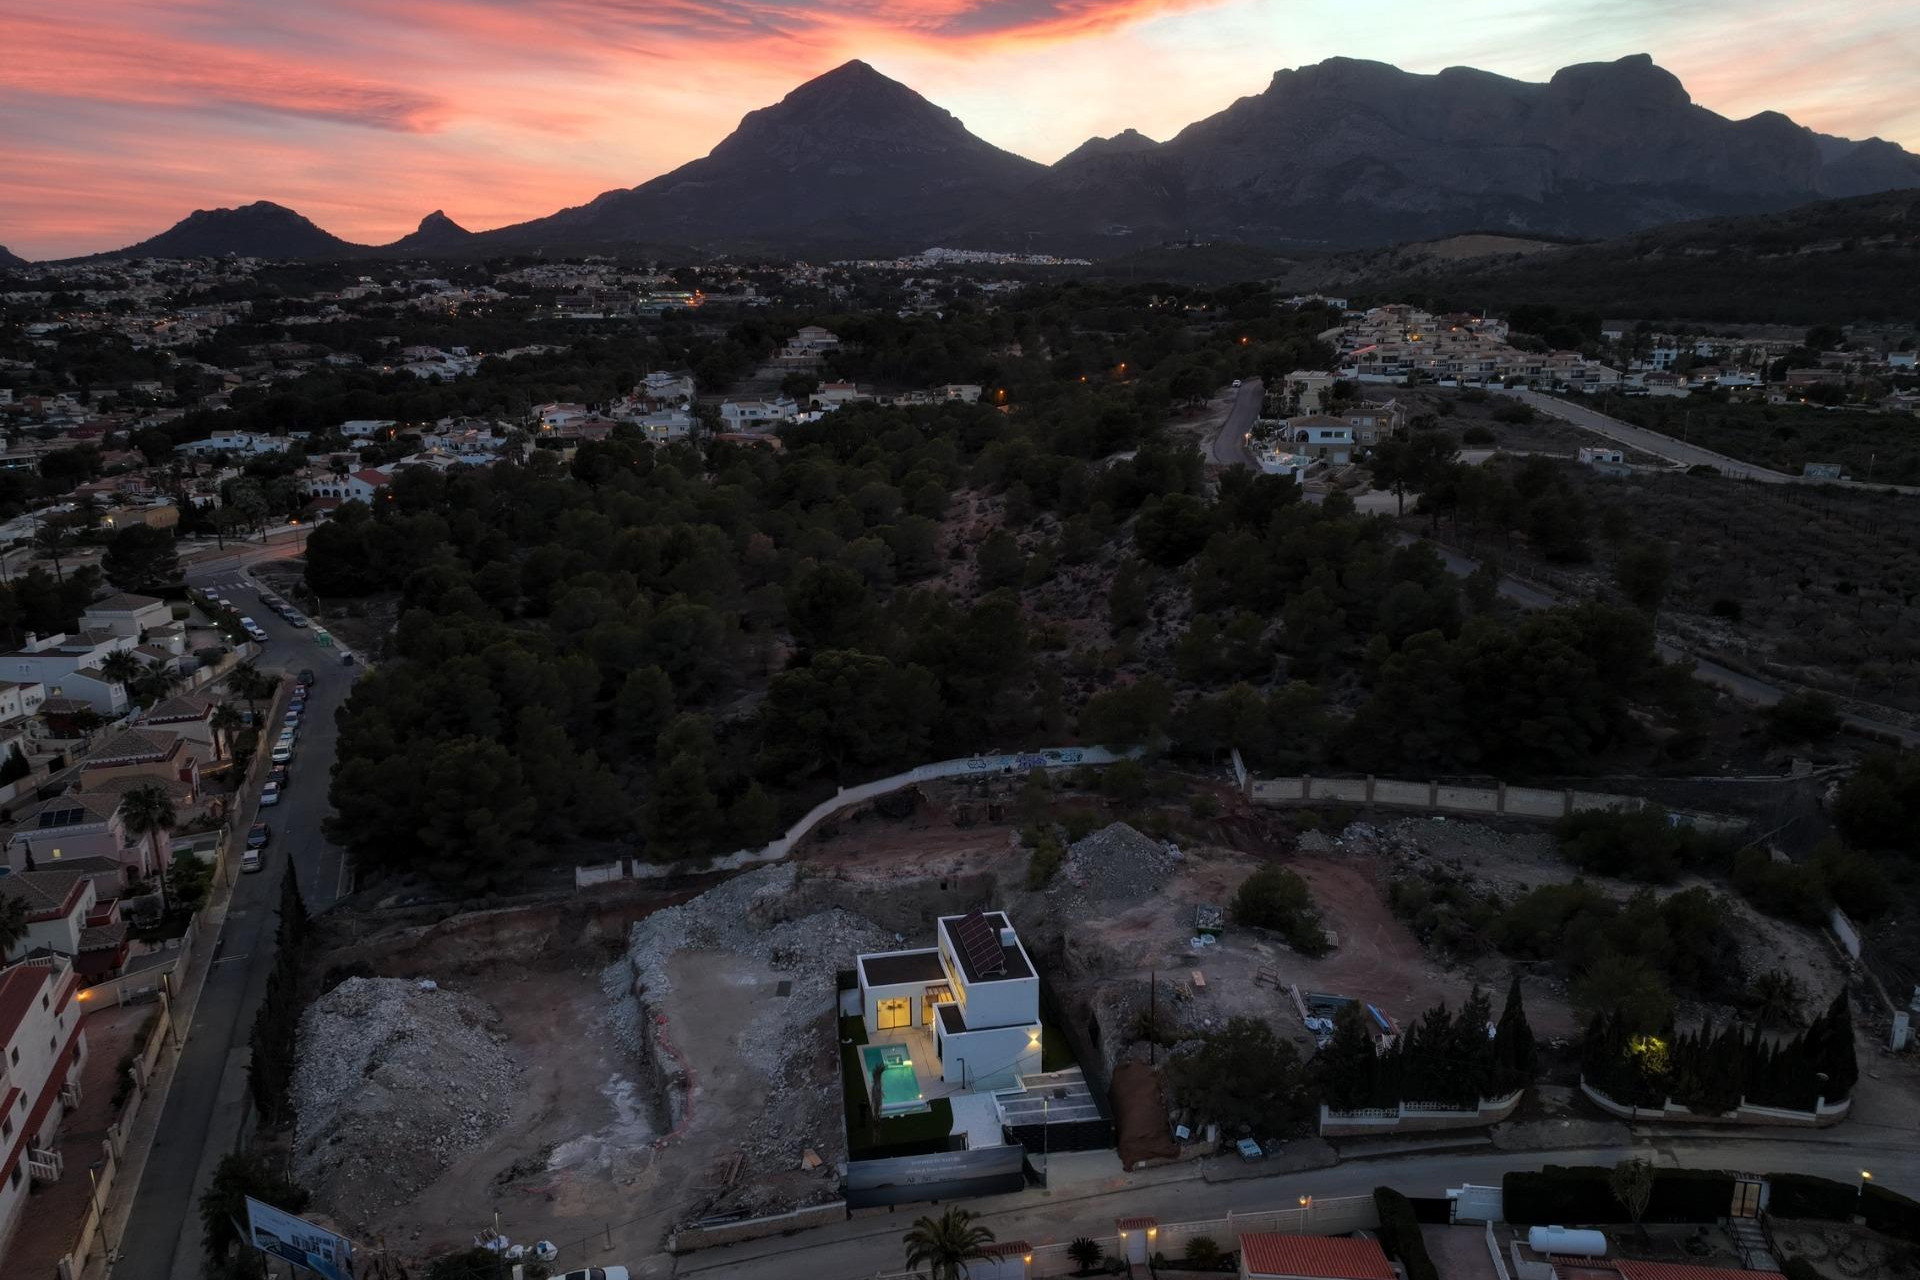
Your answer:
243,666 -> 316,873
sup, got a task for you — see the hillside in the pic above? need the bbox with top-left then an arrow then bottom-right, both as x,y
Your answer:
1324,189 -> 1920,323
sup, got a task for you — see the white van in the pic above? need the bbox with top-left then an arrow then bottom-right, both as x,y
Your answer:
241,848 -> 262,873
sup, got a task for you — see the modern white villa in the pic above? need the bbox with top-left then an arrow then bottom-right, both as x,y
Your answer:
855,911 -> 1043,1104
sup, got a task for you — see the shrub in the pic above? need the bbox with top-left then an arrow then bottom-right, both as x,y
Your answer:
1183,1236 -> 1225,1269
1863,1182 -> 1920,1243
1766,1172 -> 1859,1221
1556,805 -> 1733,882
1374,1187 -> 1440,1280
1461,425 -> 1496,445
1232,865 -> 1330,956
1503,1166 -> 1734,1225
1731,848 -> 1830,927
1068,1236 -> 1104,1272
1765,690 -> 1843,744
1026,830 -> 1066,889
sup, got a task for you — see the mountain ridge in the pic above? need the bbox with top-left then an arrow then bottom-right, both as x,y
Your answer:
62,54 -> 1920,261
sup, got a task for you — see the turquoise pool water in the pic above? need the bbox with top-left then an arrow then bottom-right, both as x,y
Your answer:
860,1044 -> 926,1112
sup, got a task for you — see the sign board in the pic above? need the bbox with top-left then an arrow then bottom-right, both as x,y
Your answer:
245,1197 -> 354,1280
843,1144 -> 1025,1208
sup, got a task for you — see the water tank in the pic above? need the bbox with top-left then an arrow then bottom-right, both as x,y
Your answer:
1529,1226 -> 1607,1258
999,926 -> 1017,946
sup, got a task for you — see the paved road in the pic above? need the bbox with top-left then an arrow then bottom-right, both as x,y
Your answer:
113,565 -> 358,1280
1507,389 -> 1793,482
681,1133 -> 1920,1279
1206,379 -> 1263,468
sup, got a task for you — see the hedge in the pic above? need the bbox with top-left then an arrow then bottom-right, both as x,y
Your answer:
1373,1187 -> 1439,1280
1766,1173 -> 1859,1221
1862,1182 -> 1920,1244
1502,1166 -> 1736,1225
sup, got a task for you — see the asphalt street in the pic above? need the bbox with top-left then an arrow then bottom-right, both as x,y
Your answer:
1508,389 -> 1793,482
112,554 -> 358,1280
683,1134 -> 1920,1279
1206,378 -> 1264,468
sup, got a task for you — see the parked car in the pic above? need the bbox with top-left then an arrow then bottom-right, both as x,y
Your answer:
270,743 -> 294,764
269,764 -> 289,787
283,709 -> 301,726
298,668 -> 316,686
286,614 -> 309,629
241,849 -> 262,873
247,821 -> 271,849
247,627 -> 269,643
259,780 -> 281,807
555,1269 -> 630,1280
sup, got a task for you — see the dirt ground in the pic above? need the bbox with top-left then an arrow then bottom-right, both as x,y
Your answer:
364,966 -> 664,1266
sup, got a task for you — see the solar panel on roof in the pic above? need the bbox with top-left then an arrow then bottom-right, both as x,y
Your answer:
38,807 -> 84,828
952,911 -> 1007,977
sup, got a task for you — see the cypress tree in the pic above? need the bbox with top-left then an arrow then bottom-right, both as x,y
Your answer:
1493,975 -> 1537,1094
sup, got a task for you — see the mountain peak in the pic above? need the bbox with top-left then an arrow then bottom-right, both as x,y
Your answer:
1548,53 -> 1690,109
415,210 -> 467,234
0,244 -> 26,269
1056,128 -> 1161,167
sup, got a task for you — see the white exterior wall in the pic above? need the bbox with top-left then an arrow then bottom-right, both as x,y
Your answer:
935,923 -> 1040,1031
82,601 -> 172,637
6,886 -> 91,961
938,1021 -> 1039,1091
0,961 -> 87,1252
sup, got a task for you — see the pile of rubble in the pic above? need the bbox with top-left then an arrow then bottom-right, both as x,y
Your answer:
292,978 -> 521,1229
603,865 -> 897,1208
1055,822 -> 1183,906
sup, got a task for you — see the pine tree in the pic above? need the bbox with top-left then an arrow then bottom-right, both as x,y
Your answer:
1317,1003 -> 1381,1111
1493,975 -> 1537,1094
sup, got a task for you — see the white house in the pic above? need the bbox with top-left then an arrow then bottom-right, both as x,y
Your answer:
0,956 -> 90,1258
855,910 -> 1041,1094
534,402 -> 591,431
1255,447 -> 1314,481
1284,415 -> 1356,465
640,371 -> 696,402
0,632 -> 135,714
338,419 -> 396,440
79,593 -> 172,639
175,429 -> 291,457
305,468 -> 393,503
719,397 -> 798,431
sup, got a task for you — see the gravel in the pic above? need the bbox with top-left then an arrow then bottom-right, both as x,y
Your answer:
603,865 -> 898,1202
1053,821 -> 1182,907
292,977 -> 521,1230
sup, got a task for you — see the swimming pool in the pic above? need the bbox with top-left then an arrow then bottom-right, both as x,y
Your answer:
860,1044 -> 927,1114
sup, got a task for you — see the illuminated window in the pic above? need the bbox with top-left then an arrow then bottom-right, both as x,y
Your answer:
876,998 -> 912,1031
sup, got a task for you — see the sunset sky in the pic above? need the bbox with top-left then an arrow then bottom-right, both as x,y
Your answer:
2,0 -> 1915,260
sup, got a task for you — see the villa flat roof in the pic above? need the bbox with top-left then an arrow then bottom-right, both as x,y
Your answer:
940,911 -> 1033,984
859,949 -> 947,987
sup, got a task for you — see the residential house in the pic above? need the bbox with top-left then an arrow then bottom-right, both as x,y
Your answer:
338,419 -> 396,440
99,502 -> 180,532
306,468 -> 393,503
4,791 -> 147,881
0,864 -> 129,981
1283,371 -> 1337,415
812,381 -> 869,407
76,728 -> 200,800
938,384 -> 983,404
135,695 -> 217,756
719,397 -> 798,431
0,683 -> 46,763
1255,447 -> 1314,481
855,910 -> 1041,1093
175,429 -> 292,457
0,956 -> 89,1256
1239,1234 -> 1394,1280
0,632 -> 136,715
1577,446 -> 1626,467
1887,351 -> 1918,371
1340,399 -> 1404,445
774,326 -> 840,368
639,371 -> 696,403
634,410 -> 694,443
534,402 -> 591,431
79,593 -> 171,640
1284,416 -> 1356,465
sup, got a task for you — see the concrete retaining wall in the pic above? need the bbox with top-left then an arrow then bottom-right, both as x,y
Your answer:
1319,1090 -> 1524,1137
1579,1078 -> 1850,1128
667,1200 -> 847,1252
578,746 -> 1140,886
1244,772 -> 1742,832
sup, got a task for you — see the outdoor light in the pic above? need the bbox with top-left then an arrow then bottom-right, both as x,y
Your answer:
1863,1171 -> 1874,1181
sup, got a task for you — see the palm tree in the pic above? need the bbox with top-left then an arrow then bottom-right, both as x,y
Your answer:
120,783 -> 178,910
230,660 -> 267,721
99,649 -> 143,689
210,703 -> 243,761
0,896 -> 28,958
901,1208 -> 995,1280
33,522 -> 71,584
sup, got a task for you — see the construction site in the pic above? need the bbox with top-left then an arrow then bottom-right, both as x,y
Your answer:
287,765 -> 1857,1270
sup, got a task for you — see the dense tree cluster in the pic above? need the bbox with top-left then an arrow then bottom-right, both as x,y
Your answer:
1580,992 -> 1857,1112
1317,979 -> 1535,1111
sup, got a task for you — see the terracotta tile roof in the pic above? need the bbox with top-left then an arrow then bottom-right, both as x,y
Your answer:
145,694 -> 214,723
0,866 -> 92,918
1612,1263 -> 1781,1280
1240,1234 -> 1395,1280
0,962 -> 52,1043
84,728 -> 180,766
80,920 -> 129,953
979,1242 -> 1030,1258
1116,1216 -> 1159,1229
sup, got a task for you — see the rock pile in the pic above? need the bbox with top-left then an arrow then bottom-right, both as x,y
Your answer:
292,978 -> 520,1229
604,865 -> 897,1207
1056,822 -> 1181,906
